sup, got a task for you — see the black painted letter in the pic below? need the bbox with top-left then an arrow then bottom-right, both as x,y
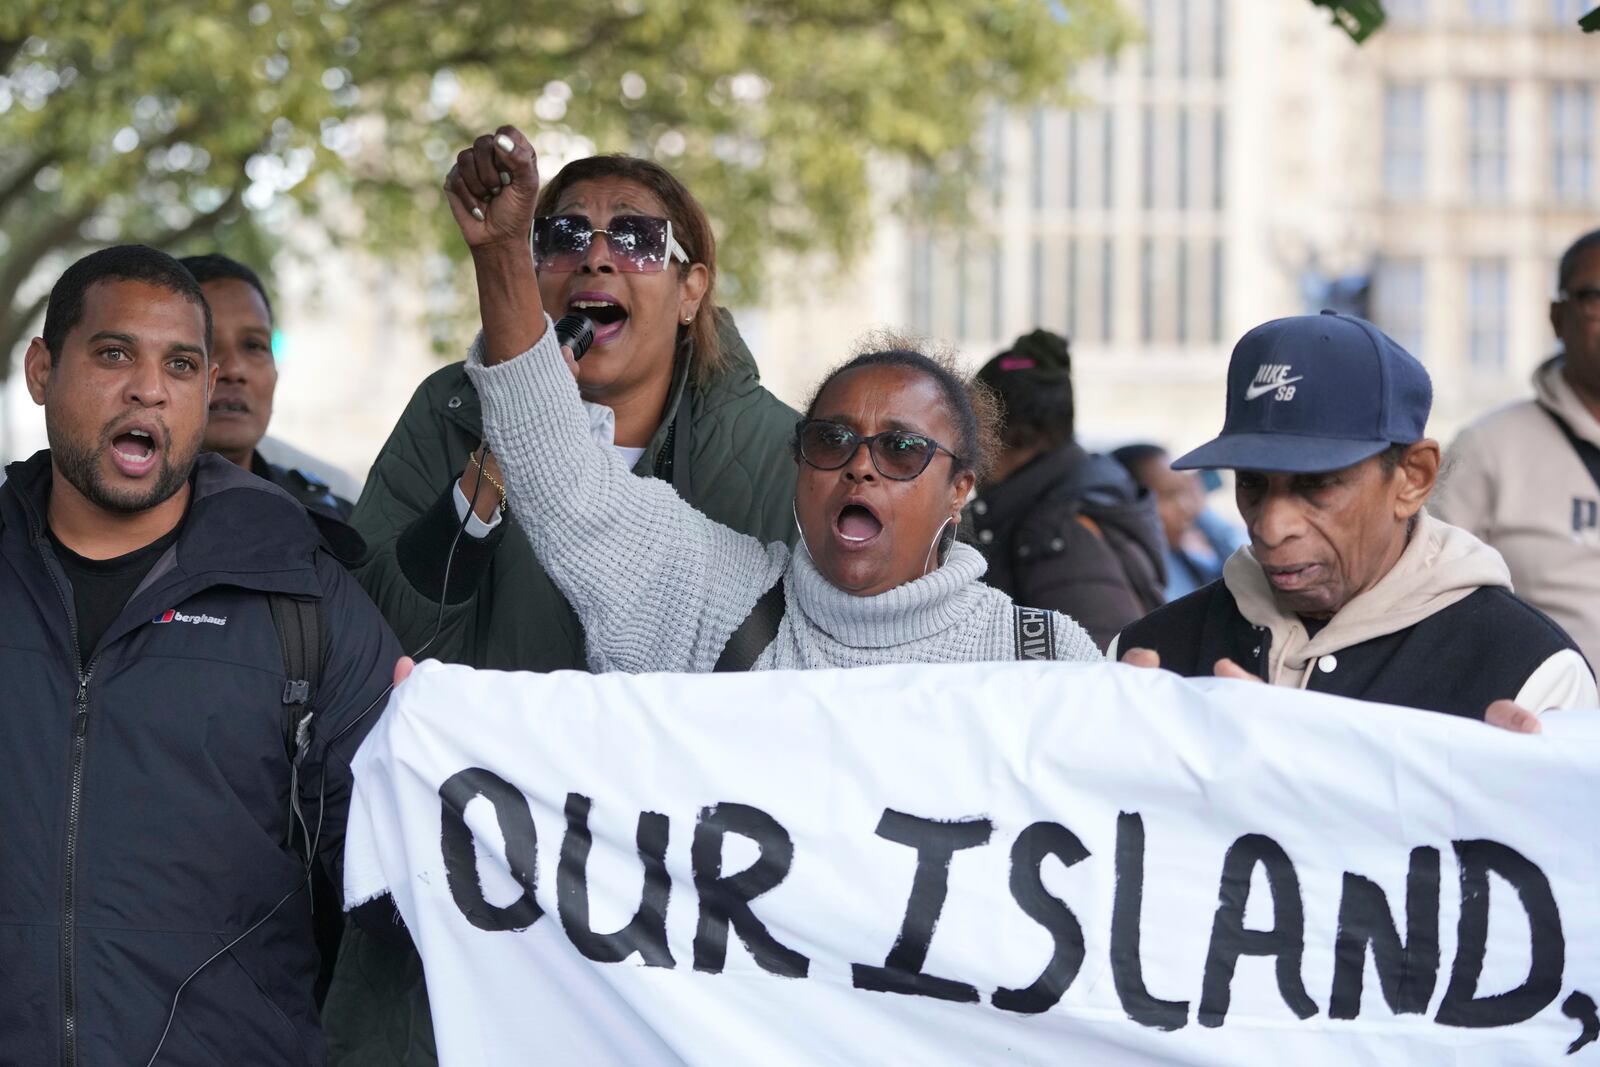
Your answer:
1198,833 -> 1318,1027
992,821 -> 1089,1015
439,767 -> 542,932
1329,846 -> 1441,1019
1435,839 -> 1564,1028
852,809 -> 993,1003
691,802 -> 809,977
1111,812 -> 1189,1030
556,792 -> 674,967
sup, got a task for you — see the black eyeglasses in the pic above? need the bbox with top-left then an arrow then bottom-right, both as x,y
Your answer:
1560,287 -> 1600,321
794,419 -> 960,481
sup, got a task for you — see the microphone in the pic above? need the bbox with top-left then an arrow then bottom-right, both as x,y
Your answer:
555,313 -> 595,361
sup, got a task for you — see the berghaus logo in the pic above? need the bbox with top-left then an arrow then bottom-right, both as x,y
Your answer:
152,609 -> 227,627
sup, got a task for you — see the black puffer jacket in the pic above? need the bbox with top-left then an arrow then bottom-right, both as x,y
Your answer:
966,442 -> 1166,649
0,451 -> 399,1066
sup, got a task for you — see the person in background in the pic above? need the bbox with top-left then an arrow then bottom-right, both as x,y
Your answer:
0,245 -> 398,1065
1114,311 -> 1595,722
1432,228 -> 1600,671
1113,442 -> 1246,601
326,135 -> 799,1064
963,329 -> 1165,649
180,254 -> 357,530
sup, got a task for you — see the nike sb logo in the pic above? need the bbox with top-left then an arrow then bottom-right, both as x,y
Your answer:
1246,364 -> 1303,402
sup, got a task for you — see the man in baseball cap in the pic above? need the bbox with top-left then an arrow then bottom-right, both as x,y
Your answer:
1111,311 -> 1595,721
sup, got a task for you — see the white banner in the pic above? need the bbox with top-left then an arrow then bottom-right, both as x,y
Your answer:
344,660 -> 1600,1066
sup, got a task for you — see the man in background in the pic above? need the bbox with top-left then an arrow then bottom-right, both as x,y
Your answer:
1433,228 -> 1600,670
181,253 -> 359,527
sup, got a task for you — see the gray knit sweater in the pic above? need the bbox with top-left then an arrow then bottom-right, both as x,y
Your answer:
466,319 -> 1100,671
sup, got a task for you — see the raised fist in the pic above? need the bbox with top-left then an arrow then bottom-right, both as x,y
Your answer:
443,125 -> 539,248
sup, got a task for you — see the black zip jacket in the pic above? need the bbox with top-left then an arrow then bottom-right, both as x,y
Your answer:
0,451 -> 399,1066
966,442 -> 1167,649
1116,579 -> 1584,717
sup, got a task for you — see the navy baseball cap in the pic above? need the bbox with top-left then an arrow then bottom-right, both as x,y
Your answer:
1172,311 -> 1432,474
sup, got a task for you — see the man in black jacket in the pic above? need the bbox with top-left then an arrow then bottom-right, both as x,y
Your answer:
0,245 -> 400,1066
1113,311 -> 1595,721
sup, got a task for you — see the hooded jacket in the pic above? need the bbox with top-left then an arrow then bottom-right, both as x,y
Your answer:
1433,356 -> 1600,669
325,310 -> 798,1066
0,451 -> 399,1067
1112,512 -> 1595,716
966,442 -> 1166,649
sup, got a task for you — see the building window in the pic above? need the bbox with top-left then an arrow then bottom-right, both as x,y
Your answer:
1210,239 -> 1225,343
1467,83 -> 1509,201
1065,238 -> 1079,338
1372,258 -> 1426,360
1141,105 -> 1156,210
1383,84 -> 1426,200
1468,0 -> 1511,22
1141,238 -> 1156,343
1030,239 -> 1045,328
1212,110 -> 1226,210
956,237 -> 970,341
1103,111 -> 1116,210
990,245 -> 1005,341
1467,259 -> 1508,372
1029,109 -> 1045,211
1213,0 -> 1226,79
1552,85 -> 1594,203
1175,239 -> 1190,343
1067,113 -> 1080,210
1176,109 -> 1190,211
1554,0 -> 1590,24
1101,238 -> 1115,343
1387,0 -> 1428,23
910,234 -> 934,336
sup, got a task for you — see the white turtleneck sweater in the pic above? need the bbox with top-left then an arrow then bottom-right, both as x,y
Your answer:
465,319 -> 1100,672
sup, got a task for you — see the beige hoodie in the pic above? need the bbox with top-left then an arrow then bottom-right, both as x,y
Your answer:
1433,357 -> 1600,669
1222,512 -> 1510,688
1212,511 -> 1595,711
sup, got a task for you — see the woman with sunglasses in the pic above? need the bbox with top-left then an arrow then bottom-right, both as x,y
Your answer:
325,130 -> 799,1062
444,127 -> 1101,671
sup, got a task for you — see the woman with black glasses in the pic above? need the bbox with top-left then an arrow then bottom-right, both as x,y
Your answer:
326,130 -> 799,1062
447,127 -> 1101,671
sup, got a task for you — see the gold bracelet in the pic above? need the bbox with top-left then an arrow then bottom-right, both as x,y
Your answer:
468,450 -> 507,513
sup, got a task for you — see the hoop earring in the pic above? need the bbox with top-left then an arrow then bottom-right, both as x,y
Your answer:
792,502 -> 814,562
922,516 -> 955,577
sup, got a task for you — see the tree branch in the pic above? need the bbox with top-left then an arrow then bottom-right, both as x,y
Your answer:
0,150 -> 59,218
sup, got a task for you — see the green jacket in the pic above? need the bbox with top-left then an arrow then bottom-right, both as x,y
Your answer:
346,308 -> 797,669
323,310 -> 797,1064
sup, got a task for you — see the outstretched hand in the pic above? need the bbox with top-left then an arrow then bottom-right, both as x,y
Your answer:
443,125 -> 540,249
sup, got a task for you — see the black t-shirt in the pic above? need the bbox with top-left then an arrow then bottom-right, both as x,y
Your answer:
48,523 -> 183,669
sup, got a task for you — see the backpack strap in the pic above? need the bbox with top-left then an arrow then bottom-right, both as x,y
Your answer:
268,593 -> 323,765
714,579 -> 785,672
1013,605 -> 1056,660
1545,407 -> 1600,495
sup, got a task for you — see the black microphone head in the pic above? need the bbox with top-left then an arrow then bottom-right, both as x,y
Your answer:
554,312 -> 596,361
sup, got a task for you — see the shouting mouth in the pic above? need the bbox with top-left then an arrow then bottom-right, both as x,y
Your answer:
568,293 -> 629,348
108,424 -> 162,478
832,500 -> 884,549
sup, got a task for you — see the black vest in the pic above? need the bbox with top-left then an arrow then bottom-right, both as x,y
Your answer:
1118,580 -> 1587,718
